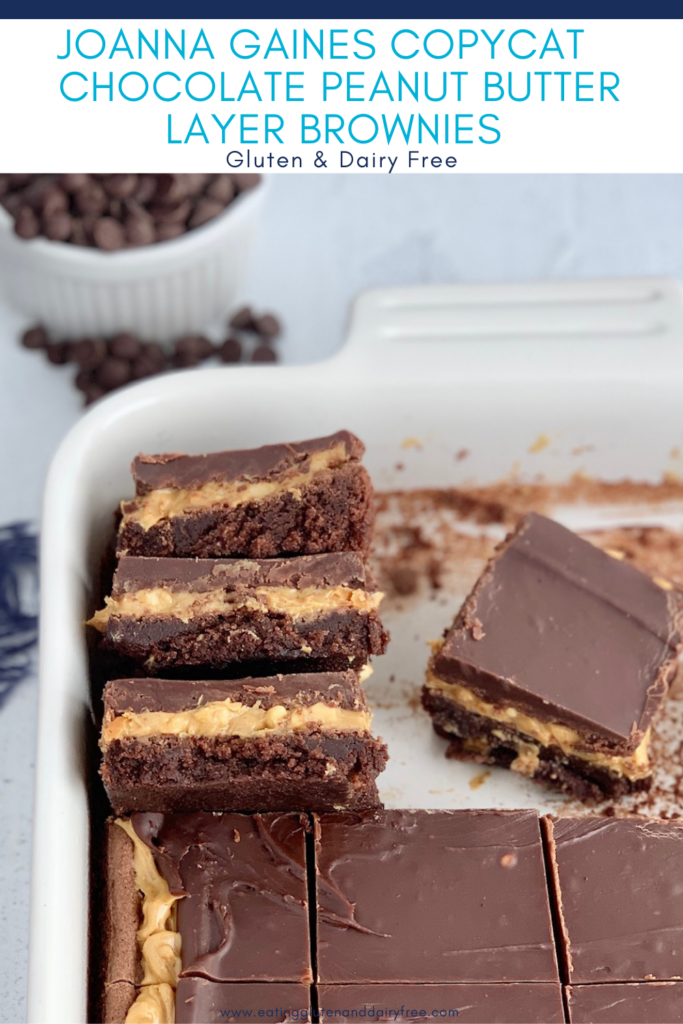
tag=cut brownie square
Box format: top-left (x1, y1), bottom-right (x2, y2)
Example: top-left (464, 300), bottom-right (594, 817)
top-left (100, 671), bottom-right (388, 814)
top-left (88, 552), bottom-right (388, 673)
top-left (567, 983), bottom-right (683, 1023)
top-left (175, 980), bottom-right (312, 1023)
top-left (117, 430), bottom-right (375, 559)
top-left (544, 815), bottom-right (683, 984)
top-left (312, 808), bottom-right (558, 984)
top-left (102, 812), bottom-right (312, 1023)
top-left (318, 984), bottom-right (565, 1023)
top-left (423, 512), bottom-right (683, 803)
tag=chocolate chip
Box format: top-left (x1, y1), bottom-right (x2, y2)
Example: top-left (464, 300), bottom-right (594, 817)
top-left (44, 211), bottom-right (73, 242)
top-left (14, 206), bottom-right (40, 239)
top-left (182, 174), bottom-right (211, 196)
top-left (254, 313), bottom-right (281, 339)
top-left (231, 174), bottom-right (260, 192)
top-left (141, 342), bottom-right (167, 369)
top-left (46, 342), bottom-right (70, 365)
top-left (131, 355), bottom-right (162, 380)
top-left (96, 356), bottom-right (133, 390)
top-left (74, 369), bottom-right (95, 392)
top-left (39, 184), bottom-right (69, 217)
top-left (125, 207), bottom-right (156, 247)
top-left (205, 176), bottom-right (236, 205)
top-left (101, 174), bottom-right (139, 200)
top-left (149, 198), bottom-right (192, 225)
top-left (251, 344), bottom-right (278, 363)
top-left (218, 337), bottom-right (242, 363)
top-left (74, 182), bottom-right (108, 217)
top-left (156, 223), bottom-right (185, 242)
top-left (108, 333), bottom-right (142, 361)
top-left (188, 197), bottom-right (224, 229)
top-left (84, 383), bottom-right (107, 405)
top-left (61, 173), bottom-right (91, 194)
top-left (69, 337), bottom-right (107, 370)
top-left (132, 174), bottom-right (157, 204)
top-left (229, 306), bottom-right (255, 331)
top-left (21, 326), bottom-right (49, 350)
top-left (69, 218), bottom-right (89, 246)
top-left (173, 334), bottom-right (214, 367)
top-left (92, 217), bottom-right (126, 251)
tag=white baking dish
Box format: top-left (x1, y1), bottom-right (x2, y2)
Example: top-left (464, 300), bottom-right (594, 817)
top-left (28, 276), bottom-right (683, 1023)
top-left (0, 181), bottom-right (266, 343)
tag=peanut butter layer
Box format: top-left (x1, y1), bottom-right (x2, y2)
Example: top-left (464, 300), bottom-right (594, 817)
top-left (103, 698), bottom-right (372, 746)
top-left (89, 584), bottom-right (383, 632)
top-left (123, 442), bottom-right (352, 532)
top-left (115, 819), bottom-right (181, 1024)
top-left (425, 669), bottom-right (652, 781)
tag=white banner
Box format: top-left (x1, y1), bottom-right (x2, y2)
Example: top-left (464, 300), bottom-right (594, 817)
top-left (0, 19), bottom-right (680, 172)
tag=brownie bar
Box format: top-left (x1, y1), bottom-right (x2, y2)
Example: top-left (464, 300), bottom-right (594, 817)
top-left (88, 552), bottom-right (388, 672)
top-left (567, 983), bottom-right (683, 1023)
top-left (544, 815), bottom-right (683, 984)
top-left (103, 812), bottom-right (312, 1023)
top-left (176, 980), bottom-right (312, 1023)
top-left (313, 808), bottom-right (558, 984)
top-left (423, 512), bottom-right (683, 803)
top-left (318, 984), bottom-right (565, 1023)
top-left (100, 672), bottom-right (388, 814)
top-left (117, 431), bottom-right (375, 559)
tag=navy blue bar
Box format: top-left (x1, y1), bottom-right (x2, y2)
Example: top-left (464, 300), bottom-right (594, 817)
top-left (5, 0), bottom-right (678, 16)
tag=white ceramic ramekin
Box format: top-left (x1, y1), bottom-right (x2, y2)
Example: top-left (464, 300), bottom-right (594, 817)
top-left (0, 180), bottom-right (267, 342)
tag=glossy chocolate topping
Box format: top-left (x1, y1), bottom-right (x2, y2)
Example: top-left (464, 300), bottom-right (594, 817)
top-left (112, 552), bottom-right (373, 595)
top-left (175, 980), bottom-right (312, 1023)
top-left (434, 512), bottom-right (683, 745)
top-left (129, 811), bottom-right (312, 983)
top-left (318, 983), bottom-right (565, 1023)
top-left (132, 431), bottom-right (363, 495)
top-left (314, 808), bottom-right (558, 984)
top-left (104, 672), bottom-right (366, 715)
top-left (546, 816), bottom-right (683, 984)
top-left (567, 983), bottom-right (683, 1023)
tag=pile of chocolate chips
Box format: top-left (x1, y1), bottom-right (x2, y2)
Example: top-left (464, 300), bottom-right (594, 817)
top-left (0, 173), bottom-right (260, 249)
top-left (20, 306), bottom-right (280, 405)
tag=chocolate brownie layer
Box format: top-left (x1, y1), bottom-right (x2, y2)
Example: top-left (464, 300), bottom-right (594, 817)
top-left (118, 431), bottom-right (375, 559)
top-left (89, 553), bottom-right (388, 671)
top-left (101, 673), bottom-right (388, 814)
top-left (423, 687), bottom-right (651, 803)
top-left (424, 512), bottom-right (683, 802)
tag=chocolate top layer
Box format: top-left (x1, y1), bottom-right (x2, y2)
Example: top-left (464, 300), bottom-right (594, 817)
top-left (547, 816), bottom-right (683, 983)
top-left (434, 512), bottom-right (683, 746)
top-left (175, 980), bottom-right (311, 1024)
top-left (314, 808), bottom-right (558, 984)
top-left (112, 552), bottom-right (372, 596)
top-left (567, 983), bottom-right (683, 1024)
top-left (104, 671), bottom-right (366, 715)
top-left (129, 811), bottom-right (311, 983)
top-left (132, 430), bottom-right (363, 495)
top-left (318, 984), bottom-right (565, 1023)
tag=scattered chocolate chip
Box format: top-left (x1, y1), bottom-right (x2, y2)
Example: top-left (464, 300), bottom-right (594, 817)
top-left (254, 313), bottom-right (281, 339)
top-left (61, 173), bottom-right (90, 194)
top-left (229, 306), bottom-right (255, 331)
top-left (125, 207), bottom-right (156, 247)
top-left (252, 344), bottom-right (278, 363)
top-left (108, 332), bottom-right (142, 361)
top-left (69, 337), bottom-right (107, 370)
top-left (389, 566), bottom-right (419, 596)
top-left (39, 184), bottom-right (69, 217)
top-left (101, 174), bottom-right (139, 200)
top-left (173, 334), bottom-right (214, 367)
top-left (218, 337), bottom-right (242, 363)
top-left (21, 326), bottom-right (49, 350)
top-left (46, 341), bottom-right (70, 365)
top-left (188, 197), bottom-right (224, 230)
top-left (92, 217), bottom-right (126, 251)
top-left (133, 174), bottom-right (157, 205)
top-left (96, 356), bottom-right (133, 390)
top-left (149, 198), bottom-right (192, 225)
top-left (74, 181), bottom-right (108, 217)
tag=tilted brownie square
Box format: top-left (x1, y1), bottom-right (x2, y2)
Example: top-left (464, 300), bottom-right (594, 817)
top-left (545, 815), bottom-right (683, 984)
top-left (117, 431), bottom-right (375, 559)
top-left (101, 812), bottom-right (312, 1023)
top-left (100, 671), bottom-right (388, 815)
top-left (423, 512), bottom-right (683, 803)
top-left (312, 808), bottom-right (558, 984)
top-left (88, 552), bottom-right (388, 673)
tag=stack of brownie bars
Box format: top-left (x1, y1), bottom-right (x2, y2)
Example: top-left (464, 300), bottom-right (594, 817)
top-left (89, 436), bottom-right (683, 1024)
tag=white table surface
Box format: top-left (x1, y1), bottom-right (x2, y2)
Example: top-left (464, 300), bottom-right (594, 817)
top-left (2, 172), bottom-right (683, 1023)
